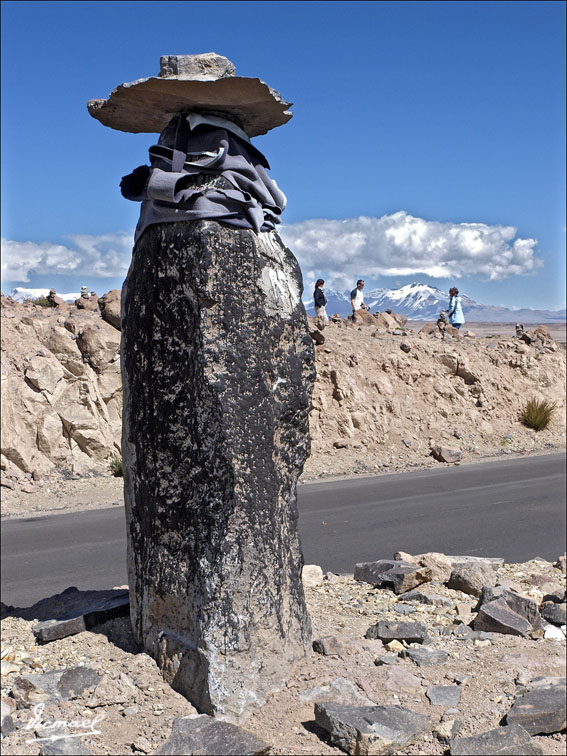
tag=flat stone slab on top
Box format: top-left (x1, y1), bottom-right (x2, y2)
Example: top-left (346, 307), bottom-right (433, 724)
top-left (87, 53), bottom-right (292, 137)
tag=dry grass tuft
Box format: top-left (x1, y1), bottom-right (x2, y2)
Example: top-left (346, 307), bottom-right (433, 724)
top-left (519, 397), bottom-right (556, 431)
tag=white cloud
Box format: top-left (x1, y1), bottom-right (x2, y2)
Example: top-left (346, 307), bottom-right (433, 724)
top-left (1, 232), bottom-right (134, 282)
top-left (2, 213), bottom-right (544, 293)
top-left (280, 212), bottom-right (543, 290)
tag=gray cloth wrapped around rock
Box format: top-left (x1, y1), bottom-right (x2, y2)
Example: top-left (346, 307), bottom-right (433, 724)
top-left (121, 113), bottom-right (287, 242)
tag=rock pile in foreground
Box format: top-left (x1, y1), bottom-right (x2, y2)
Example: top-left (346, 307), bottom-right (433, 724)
top-left (1, 552), bottom-right (565, 755)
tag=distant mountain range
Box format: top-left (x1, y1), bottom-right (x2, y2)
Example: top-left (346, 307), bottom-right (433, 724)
top-left (303, 283), bottom-right (566, 323)
top-left (6, 284), bottom-right (565, 323)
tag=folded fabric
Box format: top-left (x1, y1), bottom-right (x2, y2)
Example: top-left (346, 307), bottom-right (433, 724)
top-left (120, 112), bottom-right (287, 241)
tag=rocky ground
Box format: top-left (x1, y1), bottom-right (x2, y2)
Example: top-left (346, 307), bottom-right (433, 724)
top-left (1, 554), bottom-right (565, 755)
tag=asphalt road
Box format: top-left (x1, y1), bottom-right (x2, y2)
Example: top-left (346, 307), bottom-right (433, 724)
top-left (1, 453), bottom-right (565, 607)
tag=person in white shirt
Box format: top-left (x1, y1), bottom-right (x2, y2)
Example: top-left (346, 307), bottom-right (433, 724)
top-left (350, 279), bottom-right (370, 316)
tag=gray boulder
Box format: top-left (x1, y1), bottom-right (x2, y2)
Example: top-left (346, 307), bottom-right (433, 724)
top-left (365, 620), bottom-right (430, 644)
top-left (473, 587), bottom-right (543, 636)
top-left (314, 701), bottom-right (429, 755)
top-left (474, 598), bottom-right (534, 637)
top-left (10, 667), bottom-right (100, 707)
top-left (447, 562), bottom-right (496, 597)
top-left (450, 724), bottom-right (543, 755)
top-left (505, 681), bottom-right (566, 735)
top-left (154, 715), bottom-right (269, 755)
top-left (426, 685), bottom-right (461, 706)
top-left (354, 560), bottom-right (414, 584)
top-left (475, 587), bottom-right (541, 627)
top-left (403, 647), bottom-right (449, 667)
top-left (446, 556), bottom-right (504, 572)
top-left (39, 739), bottom-right (92, 755)
top-left (541, 602), bottom-right (566, 626)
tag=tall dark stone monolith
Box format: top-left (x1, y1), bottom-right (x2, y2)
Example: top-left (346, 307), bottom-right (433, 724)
top-left (121, 219), bottom-right (315, 720)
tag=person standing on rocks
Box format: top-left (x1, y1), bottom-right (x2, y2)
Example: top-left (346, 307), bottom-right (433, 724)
top-left (351, 279), bottom-right (370, 318)
top-left (314, 279), bottom-right (328, 324)
top-left (447, 287), bottom-right (465, 329)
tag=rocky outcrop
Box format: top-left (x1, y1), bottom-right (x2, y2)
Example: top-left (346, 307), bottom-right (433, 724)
top-left (1, 299), bottom-right (121, 480)
top-left (1, 294), bottom-right (565, 487)
top-left (121, 221), bottom-right (315, 721)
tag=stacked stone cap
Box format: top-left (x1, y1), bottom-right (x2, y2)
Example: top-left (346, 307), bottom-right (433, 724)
top-left (87, 53), bottom-right (293, 137)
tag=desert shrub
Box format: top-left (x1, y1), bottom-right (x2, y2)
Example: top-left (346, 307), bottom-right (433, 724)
top-left (32, 295), bottom-right (51, 307)
top-left (519, 398), bottom-right (556, 431)
top-left (109, 456), bottom-right (123, 477)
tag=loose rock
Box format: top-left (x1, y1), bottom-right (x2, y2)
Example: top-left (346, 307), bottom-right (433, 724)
top-left (314, 701), bottom-right (429, 756)
top-left (450, 724), bottom-right (544, 755)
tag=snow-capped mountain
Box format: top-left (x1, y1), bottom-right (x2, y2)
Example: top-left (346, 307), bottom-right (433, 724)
top-left (303, 283), bottom-right (566, 323)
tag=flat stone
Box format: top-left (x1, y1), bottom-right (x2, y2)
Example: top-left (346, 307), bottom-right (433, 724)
top-left (474, 598), bottom-right (534, 636)
top-left (299, 677), bottom-right (375, 707)
top-left (402, 590), bottom-right (453, 607)
top-left (56, 667), bottom-right (101, 700)
top-left (446, 555), bottom-right (504, 572)
top-left (154, 715), bottom-right (269, 755)
top-left (384, 666), bottom-right (423, 694)
top-left (312, 636), bottom-right (345, 656)
top-left (87, 54), bottom-right (292, 137)
top-left (452, 624), bottom-right (496, 641)
top-left (426, 685), bottom-right (461, 706)
top-left (39, 739), bottom-right (92, 755)
top-left (159, 53), bottom-right (235, 80)
top-left (450, 724), bottom-right (544, 755)
top-left (365, 620), bottom-right (430, 644)
top-left (354, 560), bottom-right (415, 585)
top-left (11, 667), bottom-right (100, 707)
top-left (27, 588), bottom-right (130, 643)
top-left (447, 562), bottom-right (496, 597)
top-left (541, 602), bottom-right (566, 626)
top-left (506, 682), bottom-right (566, 735)
top-left (314, 701), bottom-right (429, 755)
top-left (374, 565), bottom-right (433, 595)
top-left (374, 653), bottom-right (399, 666)
top-left (403, 647), bottom-right (449, 667)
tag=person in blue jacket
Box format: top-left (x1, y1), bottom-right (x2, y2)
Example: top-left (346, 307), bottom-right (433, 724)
top-left (447, 287), bottom-right (465, 328)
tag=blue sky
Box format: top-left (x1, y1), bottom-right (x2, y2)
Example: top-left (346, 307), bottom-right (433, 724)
top-left (1, 0), bottom-right (565, 310)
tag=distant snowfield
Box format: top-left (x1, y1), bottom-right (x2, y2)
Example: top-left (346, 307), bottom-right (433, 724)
top-left (7, 287), bottom-right (80, 303)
